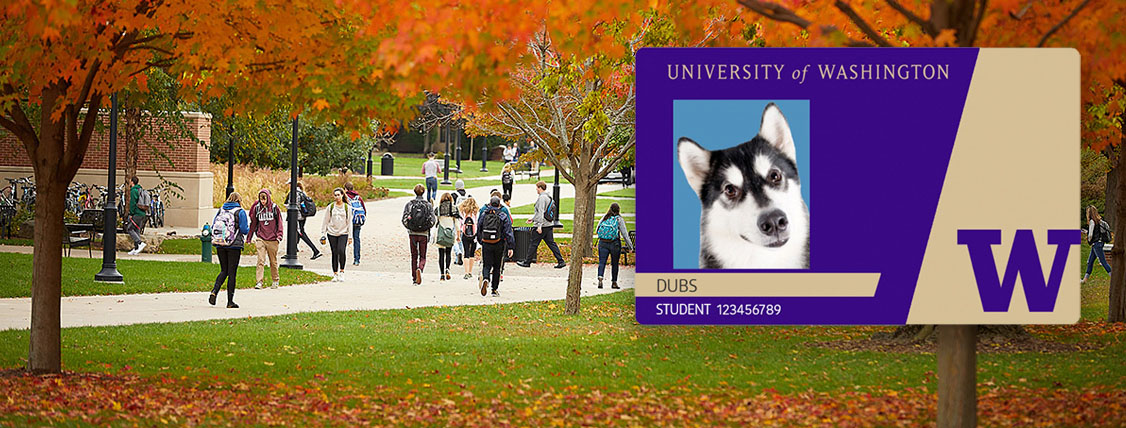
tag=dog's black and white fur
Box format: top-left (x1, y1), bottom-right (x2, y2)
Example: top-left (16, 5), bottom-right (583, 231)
top-left (678, 103), bottom-right (809, 269)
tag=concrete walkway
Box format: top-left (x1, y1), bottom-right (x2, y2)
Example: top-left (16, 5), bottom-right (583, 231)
top-left (0, 181), bottom-right (636, 331)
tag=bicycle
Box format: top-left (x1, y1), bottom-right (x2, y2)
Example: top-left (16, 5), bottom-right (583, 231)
top-left (147, 186), bottom-right (166, 228)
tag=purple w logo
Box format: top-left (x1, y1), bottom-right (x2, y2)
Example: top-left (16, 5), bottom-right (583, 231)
top-left (957, 230), bottom-right (1080, 312)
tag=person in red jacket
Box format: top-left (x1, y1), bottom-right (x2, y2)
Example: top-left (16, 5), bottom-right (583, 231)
top-left (248, 188), bottom-right (283, 289)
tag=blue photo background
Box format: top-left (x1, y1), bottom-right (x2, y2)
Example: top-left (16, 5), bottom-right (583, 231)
top-left (672, 99), bottom-right (811, 269)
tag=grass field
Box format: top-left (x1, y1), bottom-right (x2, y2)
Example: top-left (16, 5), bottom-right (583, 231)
top-left (0, 252), bottom-right (328, 298)
top-left (510, 197), bottom-right (635, 215)
top-left (382, 154), bottom-right (527, 179)
top-left (597, 188), bottom-right (636, 198)
top-left (367, 177), bottom-right (536, 192)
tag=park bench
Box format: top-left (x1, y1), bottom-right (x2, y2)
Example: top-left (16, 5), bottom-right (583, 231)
top-left (63, 223), bottom-right (94, 257)
top-left (511, 160), bottom-right (541, 180)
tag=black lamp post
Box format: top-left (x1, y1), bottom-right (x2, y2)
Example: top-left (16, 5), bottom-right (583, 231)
top-left (455, 127), bottom-right (462, 174)
top-left (281, 116), bottom-right (303, 269)
top-left (552, 165), bottom-right (562, 229)
top-left (480, 145), bottom-right (488, 172)
top-left (226, 124), bottom-right (235, 199)
top-left (95, 93), bottom-right (124, 283)
top-left (441, 123), bottom-right (452, 185)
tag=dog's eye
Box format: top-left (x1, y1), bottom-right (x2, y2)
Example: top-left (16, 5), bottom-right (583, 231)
top-left (768, 169), bottom-right (783, 185)
top-left (723, 184), bottom-right (740, 199)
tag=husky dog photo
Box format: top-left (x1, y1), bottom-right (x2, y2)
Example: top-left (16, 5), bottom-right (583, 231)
top-left (675, 101), bottom-right (809, 269)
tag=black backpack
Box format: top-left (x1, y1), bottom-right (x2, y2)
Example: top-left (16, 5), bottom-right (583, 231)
top-left (543, 196), bottom-right (556, 222)
top-left (1097, 220), bottom-right (1113, 244)
top-left (501, 170), bottom-right (513, 184)
top-left (299, 192), bottom-right (317, 217)
top-left (404, 200), bottom-right (434, 232)
top-left (480, 207), bottom-right (505, 244)
top-left (462, 216), bottom-right (475, 238)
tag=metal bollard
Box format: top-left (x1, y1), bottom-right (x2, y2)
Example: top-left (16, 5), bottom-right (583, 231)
top-left (201, 223), bottom-right (212, 263)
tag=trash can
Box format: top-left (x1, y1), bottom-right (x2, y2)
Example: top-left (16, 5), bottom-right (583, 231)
top-left (511, 226), bottom-right (533, 263)
top-left (381, 153), bottom-right (394, 176)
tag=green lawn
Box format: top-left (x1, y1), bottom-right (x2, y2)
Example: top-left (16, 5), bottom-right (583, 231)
top-left (541, 218), bottom-right (633, 235)
top-left (597, 187), bottom-right (635, 198)
top-left (510, 197), bottom-right (636, 215)
top-left (0, 252), bottom-right (328, 298)
top-left (381, 154), bottom-right (523, 179)
top-left (367, 177), bottom-right (537, 192)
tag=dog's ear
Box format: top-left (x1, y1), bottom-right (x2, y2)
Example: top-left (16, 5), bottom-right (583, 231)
top-left (678, 137), bottom-right (710, 197)
top-left (759, 103), bottom-right (796, 160)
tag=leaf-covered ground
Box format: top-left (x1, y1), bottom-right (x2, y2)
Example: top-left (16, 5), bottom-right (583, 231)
top-left (2, 286), bottom-right (1126, 426)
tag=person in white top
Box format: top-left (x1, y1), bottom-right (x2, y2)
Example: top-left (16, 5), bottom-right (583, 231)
top-left (321, 187), bottom-right (353, 282)
top-left (502, 144), bottom-right (517, 164)
top-left (421, 152), bottom-right (442, 203)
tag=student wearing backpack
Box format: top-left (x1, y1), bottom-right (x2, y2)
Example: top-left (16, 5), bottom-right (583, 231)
top-left (343, 182), bottom-right (367, 266)
top-left (459, 196), bottom-right (479, 280)
top-left (1084, 205), bottom-right (1113, 283)
top-left (321, 188), bottom-right (353, 282)
top-left (501, 163), bottom-right (514, 200)
top-left (248, 189), bottom-right (283, 289)
top-left (286, 181), bottom-right (322, 260)
top-left (125, 176), bottom-right (149, 255)
top-left (434, 192), bottom-right (460, 281)
top-left (517, 181), bottom-right (566, 269)
top-left (595, 202), bottom-right (634, 289)
top-left (403, 184), bottom-right (437, 285)
top-left (477, 195), bottom-right (515, 297)
top-left (210, 192), bottom-right (250, 308)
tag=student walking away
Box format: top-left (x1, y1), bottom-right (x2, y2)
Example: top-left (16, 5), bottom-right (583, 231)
top-left (210, 192), bottom-right (250, 308)
top-left (1083, 205), bottom-right (1113, 283)
top-left (501, 163), bottom-right (514, 200)
top-left (287, 181), bottom-right (323, 260)
top-left (422, 152), bottom-right (442, 203)
top-left (125, 176), bottom-right (151, 255)
top-left (478, 196), bottom-right (515, 297)
top-left (248, 189), bottom-right (283, 289)
top-left (344, 182), bottom-right (367, 266)
top-left (460, 196), bottom-right (479, 280)
top-left (481, 190), bottom-right (511, 276)
top-left (403, 184), bottom-right (436, 285)
top-left (321, 188), bottom-right (353, 282)
top-left (435, 192), bottom-right (460, 281)
top-left (453, 179), bottom-right (469, 206)
top-left (595, 202), bottom-right (634, 289)
top-left (518, 181), bottom-right (566, 269)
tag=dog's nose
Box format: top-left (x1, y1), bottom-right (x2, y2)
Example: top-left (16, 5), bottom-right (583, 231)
top-left (757, 209), bottom-right (789, 237)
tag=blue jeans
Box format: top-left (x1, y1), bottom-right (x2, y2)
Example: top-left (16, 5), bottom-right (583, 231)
top-left (425, 177), bottom-right (438, 202)
top-left (352, 224), bottom-right (362, 264)
top-left (1086, 241), bottom-right (1112, 275)
top-left (597, 238), bottom-right (621, 281)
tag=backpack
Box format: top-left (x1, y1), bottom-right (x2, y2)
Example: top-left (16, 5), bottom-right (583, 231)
top-left (543, 196), bottom-right (556, 222)
top-left (480, 207), bottom-right (505, 244)
top-left (211, 207), bottom-right (242, 247)
top-left (137, 188), bottom-right (152, 212)
top-left (299, 192), bottom-right (317, 217)
top-left (1097, 220), bottom-right (1113, 244)
top-left (403, 199), bottom-right (434, 232)
top-left (462, 216), bottom-right (475, 238)
top-left (597, 215), bottom-right (621, 240)
top-left (501, 170), bottom-right (513, 184)
top-left (438, 199), bottom-right (456, 217)
top-left (348, 195), bottom-right (366, 226)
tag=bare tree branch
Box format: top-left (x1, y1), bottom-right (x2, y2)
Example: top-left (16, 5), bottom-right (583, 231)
top-left (1038, 0), bottom-right (1093, 47)
top-left (886, 0), bottom-right (938, 36)
top-left (738, 0), bottom-right (813, 28)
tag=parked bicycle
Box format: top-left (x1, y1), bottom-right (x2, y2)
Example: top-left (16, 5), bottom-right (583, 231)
top-left (147, 185), bottom-right (166, 228)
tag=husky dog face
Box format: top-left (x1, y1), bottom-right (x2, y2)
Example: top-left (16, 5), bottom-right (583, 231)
top-left (678, 103), bottom-right (809, 269)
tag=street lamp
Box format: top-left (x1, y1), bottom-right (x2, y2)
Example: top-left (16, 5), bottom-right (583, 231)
top-left (455, 127), bottom-right (462, 174)
top-left (441, 123), bottom-right (452, 185)
top-left (281, 116), bottom-right (303, 270)
top-left (95, 93), bottom-right (124, 283)
top-left (226, 123), bottom-right (235, 199)
top-left (552, 165), bottom-right (562, 229)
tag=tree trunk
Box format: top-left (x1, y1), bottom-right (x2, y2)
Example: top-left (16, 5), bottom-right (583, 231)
top-left (468, 136), bottom-right (474, 162)
top-left (122, 106), bottom-right (141, 188)
top-left (584, 190), bottom-right (597, 257)
top-left (937, 325), bottom-right (977, 428)
top-left (1110, 109), bottom-right (1126, 322)
top-left (28, 123), bottom-right (69, 374)
top-left (1106, 162), bottom-right (1118, 228)
top-left (565, 179), bottom-right (596, 315)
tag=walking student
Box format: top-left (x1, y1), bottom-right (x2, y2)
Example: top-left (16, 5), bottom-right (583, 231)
top-left (477, 195), bottom-right (514, 297)
top-left (288, 181), bottom-right (322, 260)
top-left (321, 187), bottom-right (353, 282)
top-left (344, 182), bottom-right (367, 266)
top-left (125, 176), bottom-right (150, 255)
top-left (248, 189), bottom-right (283, 289)
top-left (1083, 205), bottom-right (1113, 283)
top-left (435, 192), bottom-right (460, 281)
top-left (210, 192), bottom-right (249, 309)
top-left (422, 152), bottom-right (442, 203)
top-left (501, 163), bottom-right (514, 200)
top-left (518, 181), bottom-right (566, 269)
top-left (403, 184), bottom-right (436, 285)
top-left (595, 202), bottom-right (634, 289)
top-left (460, 196), bottom-right (479, 280)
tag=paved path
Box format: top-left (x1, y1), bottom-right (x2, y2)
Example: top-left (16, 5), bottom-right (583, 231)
top-left (0, 181), bottom-right (636, 331)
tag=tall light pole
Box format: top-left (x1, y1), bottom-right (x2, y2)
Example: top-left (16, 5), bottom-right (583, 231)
top-left (281, 116), bottom-right (303, 269)
top-left (441, 123), bottom-right (452, 185)
top-left (95, 93), bottom-right (124, 283)
top-left (480, 144), bottom-right (488, 172)
top-left (226, 123), bottom-right (235, 199)
top-left (552, 165), bottom-right (562, 228)
top-left (455, 125), bottom-right (462, 174)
